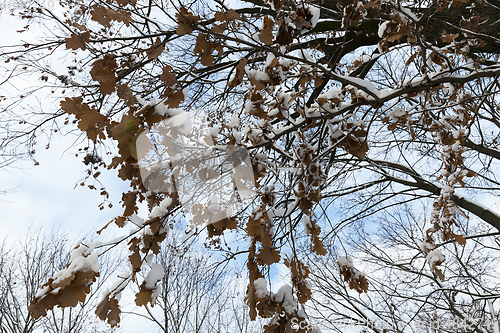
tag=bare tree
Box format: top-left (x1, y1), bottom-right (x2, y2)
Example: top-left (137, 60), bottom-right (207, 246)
top-left (0, 228), bottom-right (117, 333)
top-left (124, 229), bottom-right (264, 333)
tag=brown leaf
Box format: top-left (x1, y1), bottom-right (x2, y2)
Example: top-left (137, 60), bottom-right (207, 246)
top-left (122, 191), bottom-right (138, 216)
top-left (65, 32), bottom-right (90, 51)
top-left (91, 5), bottom-right (112, 27)
top-left (276, 21), bottom-right (293, 46)
top-left (207, 168), bottom-right (219, 180)
top-left (109, 114), bottom-right (141, 141)
top-left (107, 8), bottom-right (133, 26)
top-left (129, 249), bottom-right (142, 270)
top-left (147, 37), bottom-right (165, 60)
top-left (161, 65), bottom-right (177, 86)
top-left (259, 19), bottom-right (274, 45)
top-left (440, 32), bottom-right (459, 43)
top-left (91, 5), bottom-right (132, 27)
top-left (454, 234), bottom-right (467, 246)
top-left (176, 7), bottom-right (199, 35)
top-left (114, 216), bottom-right (127, 228)
top-left (117, 84), bottom-right (138, 107)
top-left (164, 89), bottom-right (185, 108)
top-left (95, 294), bottom-right (121, 327)
top-left (29, 270), bottom-right (99, 320)
top-left (90, 55), bottom-right (117, 95)
top-left (435, 268), bottom-right (446, 281)
top-left (228, 57), bottom-right (248, 88)
top-left (405, 52), bottom-right (418, 66)
top-left (256, 246), bottom-right (281, 265)
top-left (117, 0), bottom-right (137, 5)
top-left (212, 22), bottom-right (228, 34)
top-left (135, 288), bottom-right (153, 306)
top-left (60, 97), bottom-right (107, 141)
top-left (214, 9), bottom-right (240, 21)
top-left (314, 77), bottom-right (323, 88)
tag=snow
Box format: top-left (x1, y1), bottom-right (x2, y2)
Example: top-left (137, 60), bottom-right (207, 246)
top-left (318, 89), bottom-right (342, 101)
top-left (227, 114), bottom-right (239, 128)
top-left (277, 92), bottom-right (292, 109)
top-left (128, 214), bottom-right (144, 226)
top-left (254, 277), bottom-right (269, 298)
top-left (45, 242), bottom-right (100, 291)
top-left (145, 263), bottom-right (164, 289)
top-left (278, 58), bottom-right (292, 67)
top-left (209, 125), bottom-right (219, 137)
top-left (419, 239), bottom-right (436, 253)
top-left (397, 6), bottom-right (418, 21)
top-left (387, 107), bottom-right (407, 119)
top-left (338, 256), bottom-right (353, 268)
top-left (272, 285), bottom-right (296, 314)
top-left (343, 76), bottom-right (380, 96)
top-left (35, 286), bottom-right (50, 298)
top-left (307, 5), bottom-right (320, 28)
top-left (265, 53), bottom-right (275, 66)
top-left (149, 196), bottom-right (173, 218)
top-left (153, 101), bottom-right (185, 117)
top-left (246, 68), bottom-right (270, 82)
top-left (378, 21), bottom-right (390, 38)
top-left (426, 249), bottom-right (445, 268)
top-left (164, 112), bottom-right (192, 135)
top-left (296, 49), bottom-right (314, 62)
top-left (302, 214), bottom-right (313, 234)
top-left (268, 108), bottom-right (279, 116)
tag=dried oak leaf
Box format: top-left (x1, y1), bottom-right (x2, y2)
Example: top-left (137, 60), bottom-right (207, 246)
top-left (164, 89), bottom-right (185, 108)
top-left (214, 9), bottom-right (240, 21)
top-left (108, 114), bottom-right (141, 160)
top-left (29, 270), bottom-right (99, 319)
top-left (228, 57), bottom-right (248, 88)
top-left (129, 248), bottom-right (142, 271)
top-left (259, 16), bottom-right (274, 45)
top-left (117, 84), bottom-right (138, 107)
top-left (256, 246), bottom-right (281, 265)
top-left (122, 191), bottom-right (138, 216)
top-left (194, 33), bottom-right (217, 66)
top-left (135, 281), bottom-right (156, 306)
top-left (161, 65), bottom-right (177, 86)
top-left (147, 37), bottom-right (165, 60)
top-left (65, 31), bottom-right (90, 51)
top-left (91, 5), bottom-right (132, 27)
top-left (207, 216), bottom-right (238, 237)
top-left (117, 0), bottom-right (137, 5)
top-left (440, 32), bottom-right (459, 43)
top-left (454, 233), bottom-right (467, 246)
top-left (60, 97), bottom-right (107, 141)
top-left (90, 55), bottom-right (117, 95)
top-left (95, 294), bottom-right (121, 327)
top-left (176, 7), bottom-right (199, 36)
top-left (338, 260), bottom-right (369, 293)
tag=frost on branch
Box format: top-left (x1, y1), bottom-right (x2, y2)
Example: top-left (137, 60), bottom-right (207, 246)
top-left (29, 242), bottom-right (100, 319)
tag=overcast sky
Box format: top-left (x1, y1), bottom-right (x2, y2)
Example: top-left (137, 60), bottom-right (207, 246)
top-left (0, 7), bottom-right (170, 332)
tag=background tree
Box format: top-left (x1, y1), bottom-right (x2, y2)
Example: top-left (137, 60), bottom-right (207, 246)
top-left (0, 228), bottom-right (118, 333)
top-left (126, 229), bottom-right (265, 333)
top-left (1, 0), bottom-right (500, 331)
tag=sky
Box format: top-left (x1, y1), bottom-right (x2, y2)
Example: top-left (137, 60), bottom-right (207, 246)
top-left (0, 4), bottom-right (279, 332)
top-left (0, 7), bottom-right (172, 332)
top-left (3, 2), bottom-right (500, 333)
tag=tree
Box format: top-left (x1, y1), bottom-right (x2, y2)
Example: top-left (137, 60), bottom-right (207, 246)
top-left (1, 0), bottom-right (500, 331)
top-left (0, 228), bottom-right (117, 333)
top-left (127, 228), bottom-right (265, 333)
